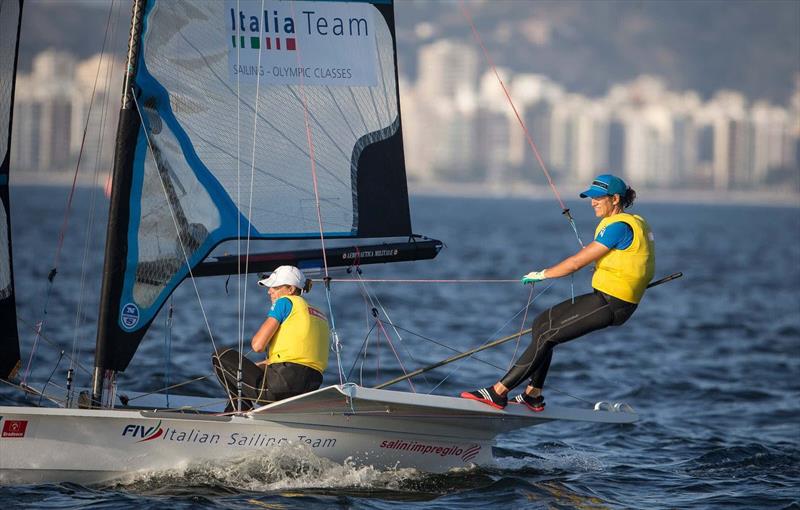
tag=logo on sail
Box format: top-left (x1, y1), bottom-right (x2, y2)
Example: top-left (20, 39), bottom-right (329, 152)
top-left (226, 0), bottom-right (379, 86)
top-left (1, 419), bottom-right (28, 438)
top-left (120, 303), bottom-right (140, 330)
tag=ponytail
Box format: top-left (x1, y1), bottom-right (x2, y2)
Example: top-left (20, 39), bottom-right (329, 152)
top-left (621, 187), bottom-right (636, 209)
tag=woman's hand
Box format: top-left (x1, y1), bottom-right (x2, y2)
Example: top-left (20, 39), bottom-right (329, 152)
top-left (521, 270), bottom-right (547, 285)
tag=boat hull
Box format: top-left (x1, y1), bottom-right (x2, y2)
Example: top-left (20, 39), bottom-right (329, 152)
top-left (0, 407), bottom-right (491, 484)
top-left (0, 385), bottom-right (636, 484)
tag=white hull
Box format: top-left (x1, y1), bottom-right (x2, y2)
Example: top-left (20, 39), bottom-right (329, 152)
top-left (0, 385), bottom-right (636, 484)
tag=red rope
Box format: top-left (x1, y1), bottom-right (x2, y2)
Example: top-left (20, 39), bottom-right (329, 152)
top-left (458, 1), bottom-right (567, 212)
top-left (290, 2), bottom-right (330, 278)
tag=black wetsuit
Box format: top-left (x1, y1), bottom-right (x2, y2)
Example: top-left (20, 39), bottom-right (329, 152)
top-left (499, 290), bottom-right (637, 390)
top-left (212, 348), bottom-right (322, 411)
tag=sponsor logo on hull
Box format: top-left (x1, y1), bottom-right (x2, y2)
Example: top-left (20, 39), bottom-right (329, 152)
top-left (2, 419), bottom-right (28, 438)
top-left (121, 423), bottom-right (336, 450)
top-left (379, 439), bottom-right (482, 463)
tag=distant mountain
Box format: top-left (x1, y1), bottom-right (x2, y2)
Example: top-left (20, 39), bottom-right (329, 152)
top-left (16, 0), bottom-right (799, 104)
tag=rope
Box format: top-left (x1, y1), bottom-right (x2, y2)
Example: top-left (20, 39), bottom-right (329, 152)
top-left (289, 1), bottom-right (345, 385)
top-left (458, 1), bottom-right (584, 249)
top-left (235, 0), bottom-right (268, 414)
top-left (312, 278), bottom-right (520, 284)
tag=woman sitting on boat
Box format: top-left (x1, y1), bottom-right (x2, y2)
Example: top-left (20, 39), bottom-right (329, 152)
top-left (461, 174), bottom-right (655, 411)
top-left (212, 265), bottom-right (329, 411)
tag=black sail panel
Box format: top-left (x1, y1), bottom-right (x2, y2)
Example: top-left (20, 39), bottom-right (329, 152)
top-left (0, 0), bottom-right (23, 381)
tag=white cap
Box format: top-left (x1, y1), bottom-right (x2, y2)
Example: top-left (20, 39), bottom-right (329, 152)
top-left (257, 265), bottom-right (306, 290)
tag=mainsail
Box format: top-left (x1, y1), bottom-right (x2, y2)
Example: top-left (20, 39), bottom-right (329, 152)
top-left (95, 0), bottom-right (415, 378)
top-left (0, 0), bottom-right (23, 381)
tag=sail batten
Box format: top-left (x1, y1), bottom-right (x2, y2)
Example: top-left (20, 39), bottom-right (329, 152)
top-left (95, 0), bottom-right (413, 373)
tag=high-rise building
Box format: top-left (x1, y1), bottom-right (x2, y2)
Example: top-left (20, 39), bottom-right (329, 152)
top-left (417, 39), bottom-right (480, 102)
top-left (11, 50), bottom-right (76, 173)
top-left (751, 101), bottom-right (793, 184)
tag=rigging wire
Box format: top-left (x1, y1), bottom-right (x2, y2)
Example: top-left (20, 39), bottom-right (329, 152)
top-left (69, 0), bottom-right (123, 403)
top-left (21, 0), bottom-right (119, 386)
top-left (37, 350), bottom-right (65, 407)
top-left (508, 284), bottom-right (535, 371)
top-left (370, 321), bottom-right (506, 372)
top-left (16, 316), bottom-right (92, 377)
top-left (236, 0), bottom-right (268, 414)
top-left (313, 278), bottom-right (521, 284)
top-left (428, 282), bottom-right (555, 394)
top-left (353, 271), bottom-right (430, 388)
top-left (235, 0), bottom-right (244, 413)
top-left (346, 320), bottom-right (378, 384)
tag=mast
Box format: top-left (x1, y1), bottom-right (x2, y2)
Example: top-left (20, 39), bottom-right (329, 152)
top-left (91, 0), bottom-right (147, 406)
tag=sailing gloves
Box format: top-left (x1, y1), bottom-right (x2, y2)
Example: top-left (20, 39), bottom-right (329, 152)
top-left (521, 270), bottom-right (547, 285)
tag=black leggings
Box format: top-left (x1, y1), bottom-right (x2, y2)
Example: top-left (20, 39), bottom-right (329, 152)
top-left (212, 349), bottom-right (322, 410)
top-left (499, 291), bottom-right (637, 391)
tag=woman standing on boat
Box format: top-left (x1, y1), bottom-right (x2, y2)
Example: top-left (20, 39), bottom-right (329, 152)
top-left (462, 174), bottom-right (655, 411)
top-left (213, 265), bottom-right (329, 410)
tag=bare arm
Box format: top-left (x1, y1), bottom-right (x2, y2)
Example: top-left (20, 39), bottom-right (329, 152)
top-left (251, 317), bottom-right (280, 353)
top-left (544, 241), bottom-right (610, 278)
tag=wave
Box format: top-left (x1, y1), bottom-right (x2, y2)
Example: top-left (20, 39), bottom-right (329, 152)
top-left (109, 443), bottom-right (427, 495)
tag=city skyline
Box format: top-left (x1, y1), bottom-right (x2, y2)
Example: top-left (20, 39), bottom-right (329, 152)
top-left (11, 45), bottom-right (798, 198)
top-left (400, 38), bottom-right (798, 193)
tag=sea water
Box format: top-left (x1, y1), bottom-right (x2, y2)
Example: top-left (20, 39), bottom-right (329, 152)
top-left (2, 186), bottom-right (798, 509)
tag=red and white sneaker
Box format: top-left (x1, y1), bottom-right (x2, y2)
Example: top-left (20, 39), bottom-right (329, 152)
top-left (460, 387), bottom-right (508, 409)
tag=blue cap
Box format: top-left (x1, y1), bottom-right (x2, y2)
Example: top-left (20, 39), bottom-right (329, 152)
top-left (580, 174), bottom-right (628, 198)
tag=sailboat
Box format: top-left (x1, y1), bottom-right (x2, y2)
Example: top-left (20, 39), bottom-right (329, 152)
top-left (0, 0), bottom-right (636, 484)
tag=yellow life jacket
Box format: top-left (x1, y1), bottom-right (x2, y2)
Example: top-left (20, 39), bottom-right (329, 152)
top-left (591, 213), bottom-right (655, 304)
top-left (268, 295), bottom-right (329, 374)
